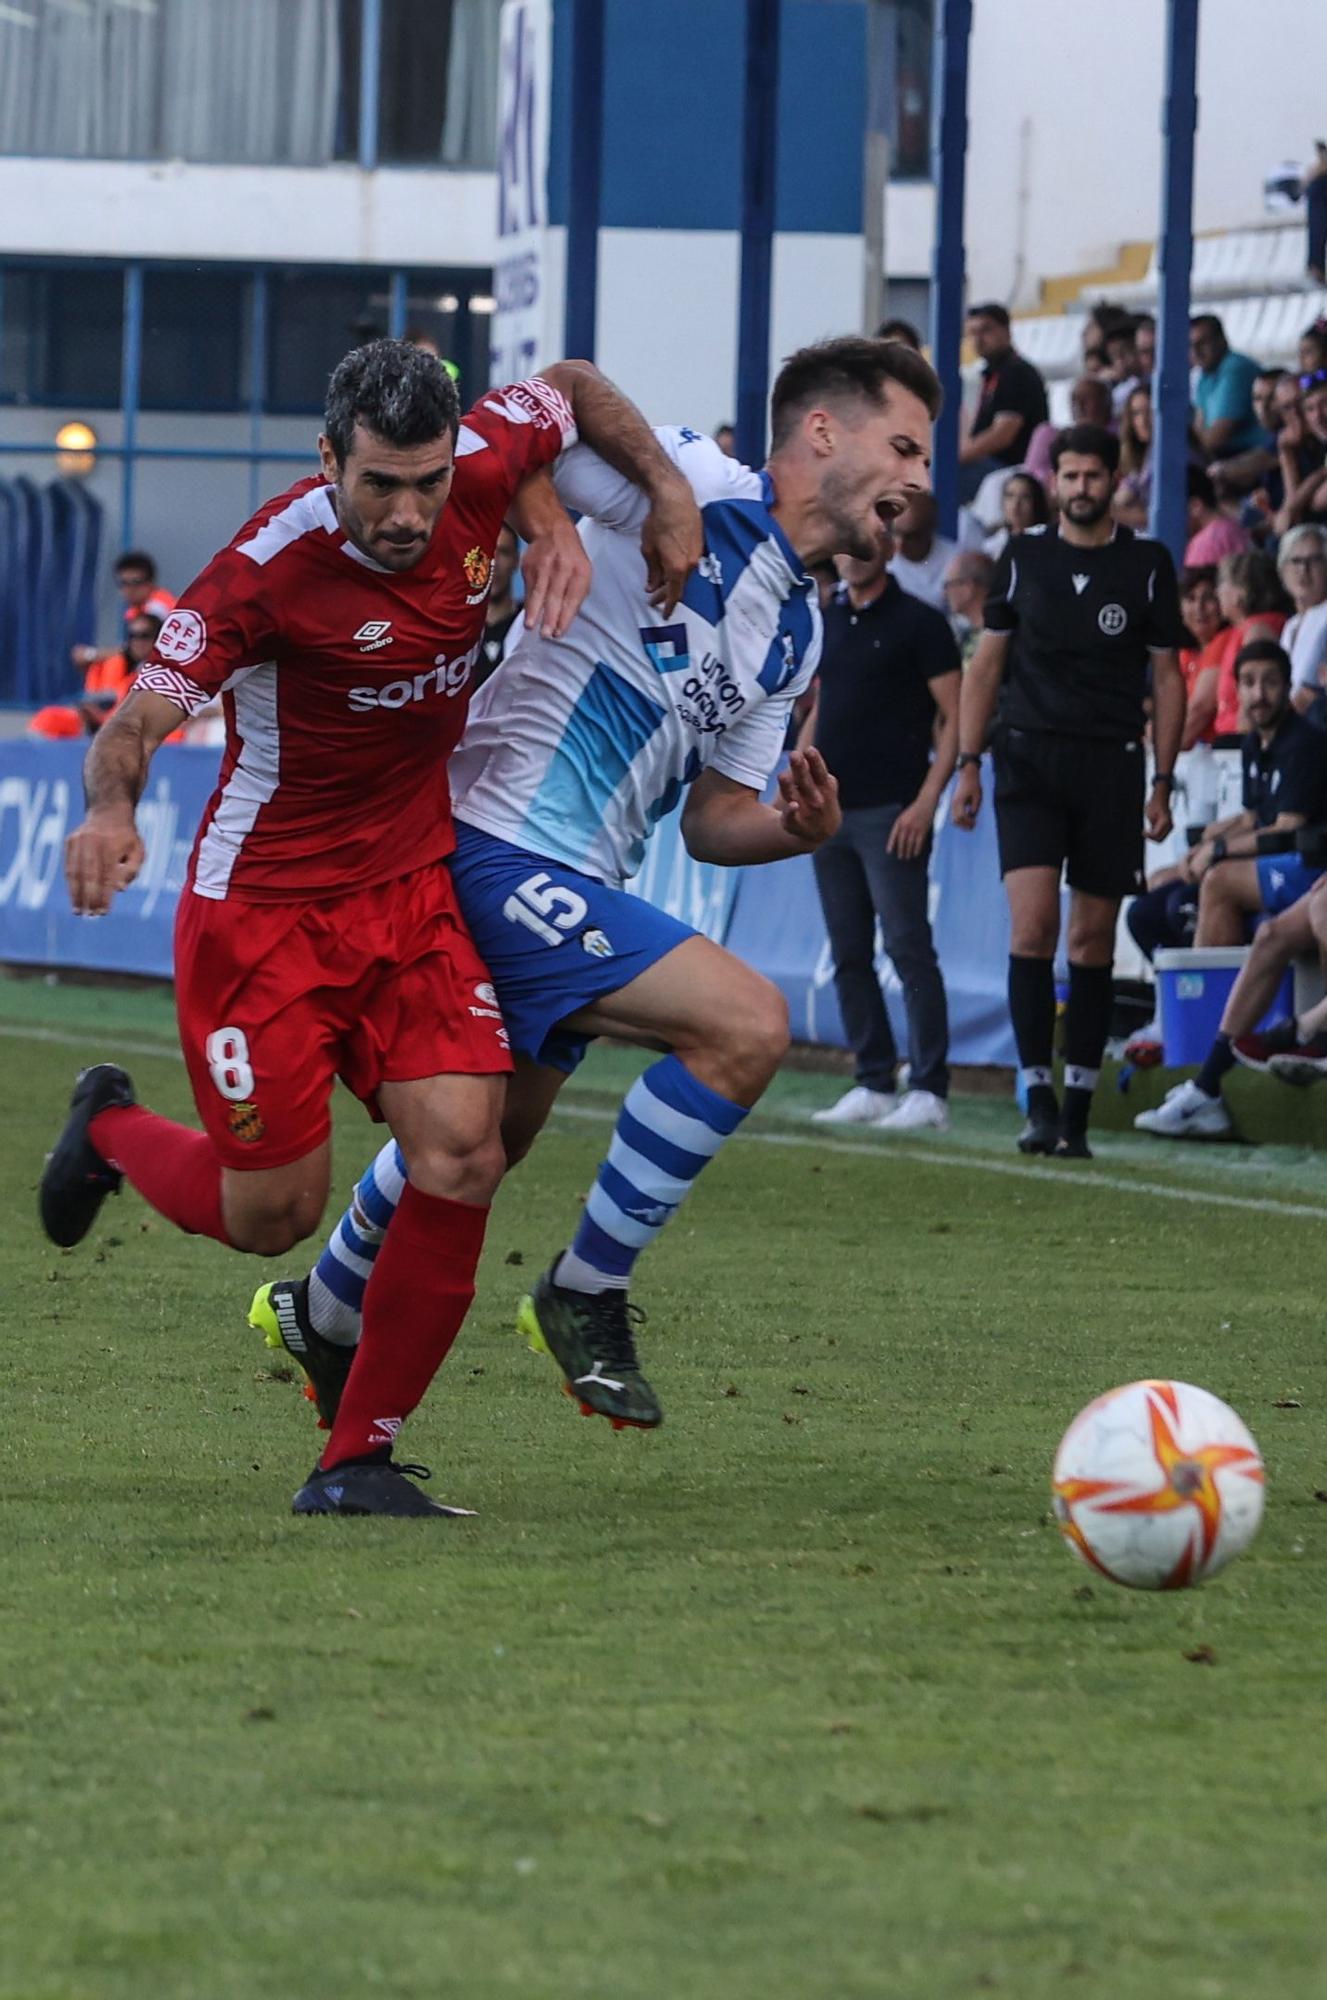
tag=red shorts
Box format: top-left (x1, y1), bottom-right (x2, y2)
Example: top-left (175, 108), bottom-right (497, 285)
top-left (174, 862), bottom-right (511, 1169)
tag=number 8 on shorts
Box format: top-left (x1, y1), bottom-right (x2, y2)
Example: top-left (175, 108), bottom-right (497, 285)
top-left (206, 1026), bottom-right (256, 1101)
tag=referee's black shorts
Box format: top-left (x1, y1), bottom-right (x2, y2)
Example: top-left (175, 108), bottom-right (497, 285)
top-left (992, 727), bottom-right (1145, 899)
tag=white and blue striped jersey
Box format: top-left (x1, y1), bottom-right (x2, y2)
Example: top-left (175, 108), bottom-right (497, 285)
top-left (449, 427), bottom-right (821, 885)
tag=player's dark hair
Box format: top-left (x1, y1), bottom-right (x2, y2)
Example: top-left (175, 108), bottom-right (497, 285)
top-left (1050, 424), bottom-right (1120, 475)
top-left (769, 335), bottom-right (942, 448)
top-left (967, 301), bottom-right (1011, 330)
top-left (115, 549), bottom-right (156, 580)
top-left (324, 338), bottom-right (460, 465)
top-left (876, 316), bottom-right (922, 350)
top-left (1235, 637), bottom-right (1291, 684)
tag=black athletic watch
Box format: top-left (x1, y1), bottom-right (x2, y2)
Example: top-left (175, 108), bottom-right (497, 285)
top-left (1152, 770), bottom-right (1175, 790)
top-left (955, 751), bottom-right (981, 770)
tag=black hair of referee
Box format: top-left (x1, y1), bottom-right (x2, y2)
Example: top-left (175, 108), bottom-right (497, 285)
top-left (950, 420), bottom-right (1186, 1157)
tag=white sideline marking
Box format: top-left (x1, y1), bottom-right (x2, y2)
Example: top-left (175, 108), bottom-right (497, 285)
top-left (7, 1019), bottom-right (1326, 1224)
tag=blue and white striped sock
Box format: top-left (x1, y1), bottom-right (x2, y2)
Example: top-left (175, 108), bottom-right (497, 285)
top-left (306, 1139), bottom-right (406, 1343)
top-left (555, 1055), bottom-right (748, 1295)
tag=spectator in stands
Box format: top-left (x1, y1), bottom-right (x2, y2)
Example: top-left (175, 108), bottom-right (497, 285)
top-left (32, 612), bottom-right (162, 741)
top-left (958, 303), bottom-right (1048, 501)
top-left (1133, 314), bottom-right (1156, 384)
top-left (942, 549), bottom-right (994, 667)
top-left (1210, 550), bottom-right (1289, 735)
top-left (984, 471), bottom-right (1049, 561)
top-left (1135, 875), bottom-right (1327, 1140)
top-left (1184, 467), bottom-right (1250, 566)
top-left (1299, 320), bottom-right (1327, 377)
top-left (475, 524), bottom-right (520, 688)
top-left (1306, 146), bottom-right (1327, 283)
top-left (1274, 367), bottom-right (1327, 532)
top-left (1277, 524), bottom-right (1327, 716)
top-left (1177, 565), bottom-right (1227, 749)
top-left (1025, 374), bottom-right (1113, 493)
top-left (805, 528), bottom-right (960, 1133)
top-left (891, 492), bottom-right (957, 611)
top-left (1101, 316), bottom-right (1141, 414)
top-left (72, 550), bottom-right (175, 671)
top-left (1190, 313), bottom-right (1264, 460)
top-left (877, 317), bottom-right (923, 350)
top-left (713, 424), bottom-right (737, 458)
top-left (1127, 639), bottom-right (1327, 968)
top-left (1114, 384), bottom-right (1154, 528)
top-left (1209, 367), bottom-right (1285, 498)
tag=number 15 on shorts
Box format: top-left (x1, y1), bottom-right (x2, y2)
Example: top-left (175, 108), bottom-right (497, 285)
top-left (502, 871), bottom-right (588, 948)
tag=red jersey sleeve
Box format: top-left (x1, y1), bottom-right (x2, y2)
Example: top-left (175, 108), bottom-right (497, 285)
top-left (136, 548), bottom-right (280, 716)
top-left (456, 377), bottom-right (578, 511)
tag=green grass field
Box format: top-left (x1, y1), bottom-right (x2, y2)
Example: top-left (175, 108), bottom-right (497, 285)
top-left (4, 975), bottom-right (1326, 2000)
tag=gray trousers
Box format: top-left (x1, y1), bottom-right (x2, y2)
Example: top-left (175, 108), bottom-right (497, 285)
top-left (811, 803), bottom-right (950, 1098)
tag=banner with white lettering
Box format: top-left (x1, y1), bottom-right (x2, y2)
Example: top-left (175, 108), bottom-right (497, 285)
top-left (492, 0), bottom-right (556, 385)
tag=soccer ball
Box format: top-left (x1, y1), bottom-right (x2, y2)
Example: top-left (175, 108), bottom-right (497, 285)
top-left (1052, 1379), bottom-right (1265, 1590)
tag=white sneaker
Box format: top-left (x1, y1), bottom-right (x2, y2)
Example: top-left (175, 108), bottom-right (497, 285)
top-left (811, 1084), bottom-right (896, 1125)
top-left (875, 1088), bottom-right (951, 1133)
top-left (1133, 1078), bottom-right (1232, 1140)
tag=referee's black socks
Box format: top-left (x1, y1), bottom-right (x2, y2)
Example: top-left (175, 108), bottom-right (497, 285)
top-left (1062, 961), bottom-right (1114, 1137)
top-left (1008, 954), bottom-right (1058, 1123)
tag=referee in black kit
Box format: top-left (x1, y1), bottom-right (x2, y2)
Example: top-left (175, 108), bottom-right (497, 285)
top-left (951, 423), bottom-right (1186, 1157)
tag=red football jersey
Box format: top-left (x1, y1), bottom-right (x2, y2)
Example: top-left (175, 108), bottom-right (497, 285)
top-left (136, 379), bottom-right (575, 903)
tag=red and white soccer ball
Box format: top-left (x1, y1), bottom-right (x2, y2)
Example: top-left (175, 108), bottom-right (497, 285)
top-left (1052, 1379), bottom-right (1265, 1590)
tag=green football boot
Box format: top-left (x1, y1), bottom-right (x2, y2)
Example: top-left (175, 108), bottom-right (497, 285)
top-left (516, 1267), bottom-right (662, 1430)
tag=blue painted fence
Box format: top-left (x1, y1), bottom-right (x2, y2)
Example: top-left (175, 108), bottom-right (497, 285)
top-left (0, 738), bottom-right (1016, 1065)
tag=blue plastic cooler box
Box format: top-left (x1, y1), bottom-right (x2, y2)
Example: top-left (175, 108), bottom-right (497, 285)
top-left (1154, 946), bottom-right (1294, 1065)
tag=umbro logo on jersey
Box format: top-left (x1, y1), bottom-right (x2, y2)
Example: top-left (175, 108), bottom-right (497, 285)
top-left (353, 619), bottom-right (394, 652)
top-left (1072, 573), bottom-right (1089, 596)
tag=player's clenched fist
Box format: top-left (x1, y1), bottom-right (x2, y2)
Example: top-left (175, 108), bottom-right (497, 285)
top-left (65, 812), bottom-right (145, 916)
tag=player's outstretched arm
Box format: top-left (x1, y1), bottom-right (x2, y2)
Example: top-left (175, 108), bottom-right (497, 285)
top-left (65, 688), bottom-right (185, 915)
top-left (505, 468), bottom-right (592, 638)
top-left (681, 753), bottom-right (842, 867)
top-left (537, 360), bottom-right (702, 614)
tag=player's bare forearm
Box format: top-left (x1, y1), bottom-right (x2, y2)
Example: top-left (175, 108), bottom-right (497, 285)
top-left (682, 754), bottom-right (840, 865)
top-left (538, 360), bottom-right (702, 611)
top-left (67, 690), bottom-right (184, 914)
top-left (507, 468), bottom-right (591, 637)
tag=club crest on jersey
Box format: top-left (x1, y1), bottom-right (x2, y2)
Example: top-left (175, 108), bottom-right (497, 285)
top-left (581, 928), bottom-right (615, 959)
top-left (156, 608), bottom-right (206, 665)
top-left (463, 547), bottom-right (492, 599)
top-left (353, 619), bottom-right (394, 651)
top-left (226, 1100), bottom-right (266, 1144)
top-left (1098, 602), bottom-right (1128, 636)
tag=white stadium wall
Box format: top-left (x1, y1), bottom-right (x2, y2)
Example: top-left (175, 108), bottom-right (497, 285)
top-left (962, 0), bottom-right (1327, 308)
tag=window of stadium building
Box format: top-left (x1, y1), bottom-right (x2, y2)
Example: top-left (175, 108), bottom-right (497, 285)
top-left (0, 0), bottom-right (499, 168)
top-left (0, 266), bottom-right (123, 409)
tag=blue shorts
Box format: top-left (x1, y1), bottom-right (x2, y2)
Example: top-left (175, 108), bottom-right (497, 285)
top-left (1256, 852), bottom-right (1323, 915)
top-left (448, 822), bottom-right (697, 1072)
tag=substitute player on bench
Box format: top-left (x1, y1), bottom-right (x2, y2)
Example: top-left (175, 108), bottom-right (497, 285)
top-left (40, 339), bottom-right (701, 1518)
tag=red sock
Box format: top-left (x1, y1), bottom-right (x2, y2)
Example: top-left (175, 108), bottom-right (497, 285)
top-left (320, 1183), bottom-right (488, 1470)
top-left (89, 1104), bottom-right (229, 1244)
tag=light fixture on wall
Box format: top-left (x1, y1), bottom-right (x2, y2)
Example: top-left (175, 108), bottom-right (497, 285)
top-left (468, 295), bottom-right (497, 316)
top-left (55, 420), bottom-right (99, 478)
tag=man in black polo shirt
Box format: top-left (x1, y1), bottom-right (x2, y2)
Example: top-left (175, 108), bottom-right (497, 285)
top-left (951, 422), bottom-right (1186, 1157)
top-left (806, 527), bottom-right (961, 1131)
top-left (959, 303), bottom-right (1049, 503)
